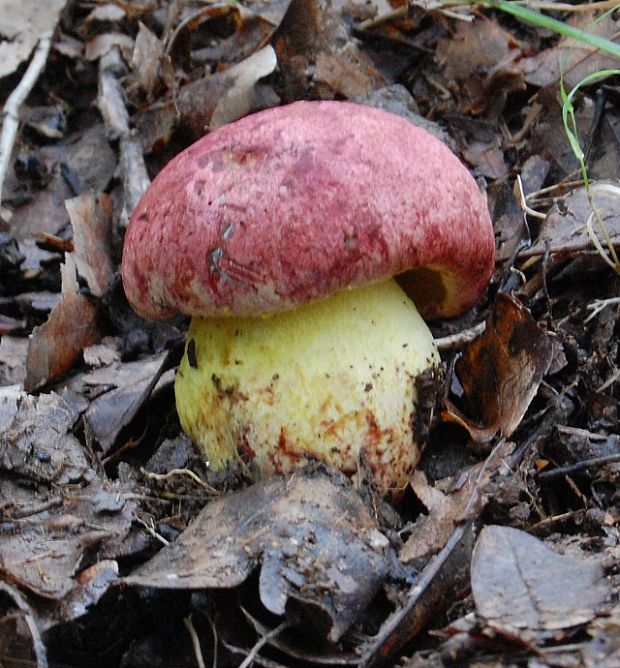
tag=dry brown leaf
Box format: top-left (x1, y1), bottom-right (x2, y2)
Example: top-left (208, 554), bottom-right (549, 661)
top-left (7, 125), bottom-right (116, 239)
top-left (472, 525), bottom-right (611, 633)
top-left (0, 478), bottom-right (132, 603)
top-left (131, 21), bottom-right (164, 98)
top-left (85, 3), bottom-right (126, 24)
top-left (210, 45), bottom-right (278, 128)
top-left (436, 16), bottom-right (525, 116)
top-left (443, 293), bottom-right (554, 442)
top-left (314, 42), bottom-right (385, 98)
top-left (400, 441), bottom-right (515, 563)
top-left (522, 180), bottom-right (620, 258)
top-left (274, 0), bottom-right (386, 101)
top-left (66, 192), bottom-right (114, 298)
top-left (0, 0), bottom-right (67, 78)
top-left (462, 137), bottom-right (509, 180)
top-left (81, 352), bottom-right (168, 454)
top-left (25, 255), bottom-right (102, 392)
top-left (520, 12), bottom-right (620, 89)
top-left (125, 470), bottom-right (391, 643)
top-left (84, 32), bottom-right (134, 61)
top-left (137, 44), bottom-right (279, 144)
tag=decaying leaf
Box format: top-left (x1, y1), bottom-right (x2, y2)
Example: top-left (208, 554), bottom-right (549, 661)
top-left (0, 582), bottom-right (47, 667)
top-left (7, 124), bottom-right (116, 239)
top-left (0, 479), bottom-right (133, 611)
top-left (314, 42), bottom-right (385, 98)
top-left (25, 255), bottom-right (103, 392)
top-left (209, 45), bottom-right (278, 128)
top-left (436, 16), bottom-right (525, 116)
top-left (521, 180), bottom-right (620, 259)
top-left (361, 520), bottom-right (477, 667)
top-left (274, 0), bottom-right (385, 100)
top-left (168, 1), bottom-right (292, 68)
top-left (443, 293), bottom-right (554, 443)
top-left (135, 45), bottom-right (279, 148)
top-left (131, 21), bottom-right (165, 98)
top-left (472, 525), bottom-right (611, 634)
top-left (79, 352), bottom-right (168, 454)
top-left (84, 32), bottom-right (134, 62)
top-left (520, 12), bottom-right (620, 89)
top-left (400, 441), bottom-right (515, 563)
top-left (0, 389), bottom-right (90, 484)
top-left (0, 0), bottom-right (67, 78)
top-left (66, 192), bottom-right (114, 298)
top-left (125, 469), bottom-right (392, 642)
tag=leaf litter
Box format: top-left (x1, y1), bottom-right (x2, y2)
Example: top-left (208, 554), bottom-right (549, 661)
top-left (0, 1), bottom-right (619, 666)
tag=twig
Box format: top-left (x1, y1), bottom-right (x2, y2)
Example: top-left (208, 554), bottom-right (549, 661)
top-left (184, 614), bottom-right (207, 668)
top-left (537, 452), bottom-right (620, 480)
top-left (239, 620), bottom-right (290, 668)
top-left (516, 174), bottom-right (546, 220)
top-left (97, 49), bottom-right (151, 227)
top-left (0, 33), bottom-right (53, 218)
top-left (203, 611), bottom-right (219, 668)
top-left (0, 581), bottom-right (48, 668)
top-left (585, 296), bottom-right (620, 323)
top-left (434, 321), bottom-right (486, 350)
top-left (141, 466), bottom-right (220, 495)
top-left (134, 515), bottom-right (170, 547)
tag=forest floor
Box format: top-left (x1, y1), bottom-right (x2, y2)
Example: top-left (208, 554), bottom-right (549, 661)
top-left (0, 1), bottom-right (619, 667)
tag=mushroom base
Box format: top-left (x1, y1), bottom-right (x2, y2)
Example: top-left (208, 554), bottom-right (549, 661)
top-left (175, 279), bottom-right (440, 495)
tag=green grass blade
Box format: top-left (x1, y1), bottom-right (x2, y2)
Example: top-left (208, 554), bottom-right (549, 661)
top-left (481, 0), bottom-right (620, 59)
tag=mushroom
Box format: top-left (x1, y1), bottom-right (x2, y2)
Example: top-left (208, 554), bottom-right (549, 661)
top-left (121, 101), bottom-right (494, 495)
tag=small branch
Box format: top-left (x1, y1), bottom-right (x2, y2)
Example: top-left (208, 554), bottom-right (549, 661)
top-left (141, 466), bottom-right (220, 495)
top-left (0, 581), bottom-right (48, 668)
top-left (585, 296), bottom-right (620, 323)
top-left (434, 321), bottom-right (486, 351)
top-left (537, 452), bottom-right (620, 480)
top-left (0, 33), bottom-right (53, 218)
top-left (97, 49), bottom-right (151, 227)
top-left (238, 619), bottom-right (289, 668)
top-left (184, 614), bottom-right (207, 668)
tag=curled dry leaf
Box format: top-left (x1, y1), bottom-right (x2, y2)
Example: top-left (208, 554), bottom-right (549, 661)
top-left (443, 293), bottom-right (554, 443)
top-left (135, 45), bottom-right (279, 149)
top-left (209, 44), bottom-right (278, 128)
top-left (125, 470), bottom-right (391, 643)
top-left (84, 32), bottom-right (134, 62)
top-left (169, 0), bottom-right (292, 67)
top-left (25, 255), bottom-right (102, 392)
top-left (66, 192), bottom-right (114, 298)
top-left (472, 525), bottom-right (611, 634)
top-left (131, 21), bottom-right (165, 99)
top-left (80, 352), bottom-right (168, 455)
top-left (400, 441), bottom-right (515, 563)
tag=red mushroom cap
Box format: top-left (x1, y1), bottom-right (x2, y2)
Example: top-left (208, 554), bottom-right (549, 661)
top-left (121, 101), bottom-right (494, 320)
